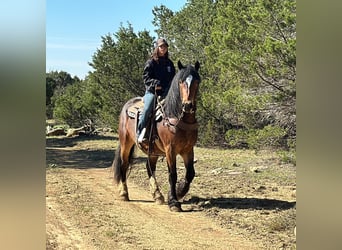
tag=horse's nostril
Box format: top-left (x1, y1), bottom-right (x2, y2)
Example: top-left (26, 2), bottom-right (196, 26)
top-left (183, 102), bottom-right (194, 112)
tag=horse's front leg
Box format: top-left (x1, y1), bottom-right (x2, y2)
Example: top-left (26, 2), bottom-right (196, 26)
top-left (177, 149), bottom-right (195, 200)
top-left (146, 155), bottom-right (164, 204)
top-left (166, 147), bottom-right (182, 212)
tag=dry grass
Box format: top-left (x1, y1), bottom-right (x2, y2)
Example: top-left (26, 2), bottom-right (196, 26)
top-left (46, 132), bottom-right (296, 249)
top-left (124, 139), bottom-right (296, 249)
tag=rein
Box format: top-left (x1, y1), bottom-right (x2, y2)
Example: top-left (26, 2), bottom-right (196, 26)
top-left (158, 97), bottom-right (198, 133)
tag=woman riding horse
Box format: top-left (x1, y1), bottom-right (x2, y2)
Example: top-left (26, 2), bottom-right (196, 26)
top-left (113, 60), bottom-right (200, 212)
top-left (137, 38), bottom-right (175, 143)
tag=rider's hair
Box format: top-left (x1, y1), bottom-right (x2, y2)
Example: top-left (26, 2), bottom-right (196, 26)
top-left (151, 47), bottom-right (169, 62)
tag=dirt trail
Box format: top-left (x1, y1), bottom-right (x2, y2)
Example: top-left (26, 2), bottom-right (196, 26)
top-left (46, 167), bottom-right (262, 249)
top-left (46, 134), bottom-right (296, 249)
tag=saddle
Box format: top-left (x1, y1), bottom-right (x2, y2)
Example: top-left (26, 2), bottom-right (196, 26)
top-left (127, 98), bottom-right (164, 121)
top-left (127, 98), bottom-right (144, 119)
top-left (127, 97), bottom-right (165, 156)
top-left (126, 97), bottom-right (198, 156)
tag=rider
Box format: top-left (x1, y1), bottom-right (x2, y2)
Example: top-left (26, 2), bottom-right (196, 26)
top-left (137, 38), bottom-right (176, 143)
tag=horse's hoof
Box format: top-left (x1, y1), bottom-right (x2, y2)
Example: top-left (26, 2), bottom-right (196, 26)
top-left (118, 192), bottom-right (129, 201)
top-left (169, 202), bottom-right (183, 212)
top-left (152, 189), bottom-right (165, 205)
top-left (169, 205), bottom-right (183, 212)
top-left (155, 196), bottom-right (165, 205)
top-left (119, 196), bottom-right (129, 201)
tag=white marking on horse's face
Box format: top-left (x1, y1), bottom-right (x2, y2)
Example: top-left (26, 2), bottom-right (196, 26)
top-left (185, 75), bottom-right (193, 88)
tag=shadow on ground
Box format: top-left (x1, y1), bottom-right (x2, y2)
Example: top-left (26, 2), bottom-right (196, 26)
top-left (46, 134), bottom-right (147, 169)
top-left (46, 134), bottom-right (117, 148)
top-left (186, 196), bottom-right (295, 211)
top-left (46, 135), bottom-right (117, 169)
top-left (46, 147), bottom-right (114, 169)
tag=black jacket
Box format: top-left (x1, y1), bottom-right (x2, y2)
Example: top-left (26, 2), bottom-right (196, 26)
top-left (143, 57), bottom-right (175, 97)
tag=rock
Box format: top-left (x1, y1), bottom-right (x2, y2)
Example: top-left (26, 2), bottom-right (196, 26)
top-left (250, 166), bottom-right (268, 173)
top-left (66, 126), bottom-right (86, 137)
top-left (250, 167), bottom-right (261, 173)
top-left (211, 168), bottom-right (223, 175)
top-left (256, 185), bottom-right (267, 192)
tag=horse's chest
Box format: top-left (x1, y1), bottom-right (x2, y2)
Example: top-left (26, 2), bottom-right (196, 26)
top-left (156, 121), bottom-right (197, 151)
top-left (175, 130), bottom-right (197, 146)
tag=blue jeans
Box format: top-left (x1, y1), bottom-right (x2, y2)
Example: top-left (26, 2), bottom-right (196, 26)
top-left (137, 91), bottom-right (155, 132)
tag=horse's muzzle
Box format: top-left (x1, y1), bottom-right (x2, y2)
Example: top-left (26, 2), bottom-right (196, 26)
top-left (182, 101), bottom-right (196, 113)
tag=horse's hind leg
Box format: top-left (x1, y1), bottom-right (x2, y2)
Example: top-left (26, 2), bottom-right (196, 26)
top-left (146, 155), bottom-right (165, 204)
top-left (118, 181), bottom-right (129, 201)
top-left (113, 143), bottom-right (134, 201)
top-left (177, 149), bottom-right (195, 200)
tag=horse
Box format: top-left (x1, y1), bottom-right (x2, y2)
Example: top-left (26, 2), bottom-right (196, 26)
top-left (112, 60), bottom-right (201, 212)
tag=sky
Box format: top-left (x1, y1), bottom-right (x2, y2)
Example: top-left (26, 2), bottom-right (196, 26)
top-left (46, 0), bottom-right (187, 79)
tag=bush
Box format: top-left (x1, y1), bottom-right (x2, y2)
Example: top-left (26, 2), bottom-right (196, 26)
top-left (225, 125), bottom-right (287, 149)
top-left (53, 81), bottom-right (102, 127)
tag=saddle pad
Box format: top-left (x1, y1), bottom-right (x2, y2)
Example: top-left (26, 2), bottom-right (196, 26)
top-left (127, 98), bottom-right (144, 118)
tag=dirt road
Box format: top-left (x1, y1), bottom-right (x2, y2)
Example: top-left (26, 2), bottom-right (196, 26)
top-left (46, 134), bottom-right (296, 249)
top-left (47, 167), bottom-right (261, 249)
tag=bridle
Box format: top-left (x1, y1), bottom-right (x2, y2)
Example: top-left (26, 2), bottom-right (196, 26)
top-left (180, 74), bottom-right (198, 115)
top-left (158, 68), bottom-right (200, 131)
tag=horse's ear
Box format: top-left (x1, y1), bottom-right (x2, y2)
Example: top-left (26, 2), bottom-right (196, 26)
top-left (195, 61), bottom-right (200, 71)
top-left (178, 60), bottom-right (184, 70)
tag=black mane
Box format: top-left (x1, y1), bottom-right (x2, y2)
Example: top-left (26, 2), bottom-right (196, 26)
top-left (164, 62), bottom-right (201, 118)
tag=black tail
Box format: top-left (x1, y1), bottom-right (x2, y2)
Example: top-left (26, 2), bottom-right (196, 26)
top-left (113, 144), bottom-right (135, 184)
top-left (113, 144), bottom-right (122, 184)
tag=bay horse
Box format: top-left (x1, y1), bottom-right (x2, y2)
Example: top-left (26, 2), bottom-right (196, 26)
top-left (112, 60), bottom-right (200, 212)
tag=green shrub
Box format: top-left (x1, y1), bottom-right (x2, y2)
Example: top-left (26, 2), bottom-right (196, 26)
top-left (225, 125), bottom-right (287, 149)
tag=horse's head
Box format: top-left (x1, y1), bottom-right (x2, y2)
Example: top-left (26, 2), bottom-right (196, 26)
top-left (177, 60), bottom-right (201, 114)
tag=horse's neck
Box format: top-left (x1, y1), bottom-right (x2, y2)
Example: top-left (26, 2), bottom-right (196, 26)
top-left (182, 113), bottom-right (197, 124)
top-left (161, 98), bottom-right (180, 119)
top-left (160, 98), bottom-right (197, 124)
